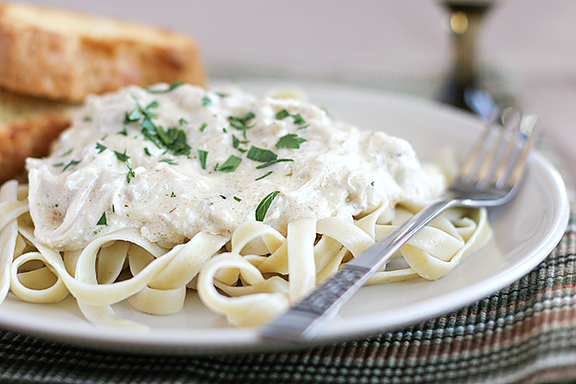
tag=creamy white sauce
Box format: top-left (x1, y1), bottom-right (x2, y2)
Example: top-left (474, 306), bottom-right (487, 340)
top-left (26, 84), bottom-right (445, 251)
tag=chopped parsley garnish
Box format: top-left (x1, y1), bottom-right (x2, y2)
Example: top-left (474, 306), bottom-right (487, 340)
top-left (145, 81), bottom-right (184, 94)
top-left (179, 118), bottom-right (189, 125)
top-left (255, 191), bottom-right (280, 221)
top-left (202, 95), bottom-right (212, 106)
top-left (159, 158), bottom-right (178, 165)
top-left (125, 99), bottom-right (191, 157)
top-left (117, 127), bottom-right (128, 136)
top-left (114, 150), bottom-right (130, 163)
top-left (255, 171), bottom-right (273, 181)
top-left (228, 112), bottom-right (256, 139)
top-left (170, 191), bottom-right (176, 198)
top-left (62, 159), bottom-right (80, 171)
top-left (97, 212), bottom-right (107, 226)
top-left (275, 133), bottom-right (306, 149)
top-left (114, 150), bottom-right (135, 182)
top-left (199, 122), bottom-right (208, 132)
top-left (232, 135), bottom-right (247, 153)
top-left (233, 196), bottom-right (242, 202)
top-left (214, 155), bottom-right (242, 173)
top-left (275, 109), bottom-right (308, 127)
top-left (291, 113), bottom-right (306, 125)
top-left (96, 142), bottom-right (107, 153)
top-left (125, 109), bottom-right (142, 123)
top-left (126, 163), bottom-right (136, 183)
top-left (275, 109), bottom-right (290, 120)
top-left (83, 116), bottom-right (92, 122)
top-left (247, 146), bottom-right (277, 163)
top-left (53, 163), bottom-right (64, 167)
top-left (61, 149), bottom-right (73, 157)
top-left (144, 147), bottom-right (152, 157)
top-left (255, 158), bottom-right (294, 169)
top-left (198, 149), bottom-right (208, 169)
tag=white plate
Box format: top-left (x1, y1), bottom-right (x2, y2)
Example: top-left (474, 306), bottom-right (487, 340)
top-left (0, 80), bottom-right (569, 354)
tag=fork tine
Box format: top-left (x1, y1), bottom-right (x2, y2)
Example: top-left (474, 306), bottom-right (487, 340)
top-left (459, 107), bottom-right (520, 186)
top-left (476, 108), bottom-right (522, 188)
top-left (458, 108), bottom-right (501, 182)
top-left (495, 114), bottom-right (538, 189)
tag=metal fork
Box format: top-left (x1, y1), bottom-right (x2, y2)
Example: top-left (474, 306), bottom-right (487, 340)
top-left (260, 108), bottom-right (538, 343)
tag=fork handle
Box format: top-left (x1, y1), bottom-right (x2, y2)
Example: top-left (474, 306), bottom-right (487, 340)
top-left (260, 198), bottom-right (458, 343)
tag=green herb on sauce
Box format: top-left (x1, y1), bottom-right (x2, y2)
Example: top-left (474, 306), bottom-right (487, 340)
top-left (255, 171), bottom-right (273, 181)
top-left (62, 159), bottom-right (80, 172)
top-left (198, 149), bottom-right (208, 169)
top-left (275, 109), bottom-right (308, 128)
top-left (255, 158), bottom-right (294, 169)
top-left (61, 149), bottom-right (73, 157)
top-left (96, 142), bottom-right (107, 153)
top-left (275, 109), bottom-right (290, 120)
top-left (145, 81), bottom-right (184, 94)
top-left (275, 133), bottom-right (306, 149)
top-left (114, 150), bottom-right (130, 163)
top-left (255, 191), bottom-right (280, 221)
top-left (247, 146), bottom-right (277, 163)
top-left (214, 155), bottom-right (242, 173)
top-left (228, 112), bottom-right (256, 139)
top-left (97, 212), bottom-right (107, 226)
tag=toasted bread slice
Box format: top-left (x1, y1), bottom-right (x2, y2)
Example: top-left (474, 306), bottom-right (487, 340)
top-left (0, 88), bottom-right (75, 183)
top-left (0, 2), bottom-right (206, 102)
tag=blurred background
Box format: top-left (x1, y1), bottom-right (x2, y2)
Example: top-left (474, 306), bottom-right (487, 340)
top-left (19, 0), bottom-right (576, 182)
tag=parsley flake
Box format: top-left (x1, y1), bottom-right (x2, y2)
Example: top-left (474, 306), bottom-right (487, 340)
top-left (198, 149), bottom-right (208, 169)
top-left (126, 163), bottom-right (136, 183)
top-left (255, 158), bottom-right (294, 169)
top-left (114, 150), bottom-right (130, 162)
top-left (62, 159), bottom-right (80, 172)
top-left (275, 133), bottom-right (306, 149)
top-left (202, 95), bottom-right (212, 106)
top-left (228, 112), bottom-right (256, 139)
top-left (97, 212), bottom-right (107, 226)
top-left (247, 146), bottom-right (277, 163)
top-left (215, 155), bottom-right (241, 173)
top-left (199, 122), bottom-right (208, 132)
top-left (96, 142), bottom-right (107, 153)
top-left (275, 109), bottom-right (290, 120)
top-left (145, 81), bottom-right (184, 94)
top-left (255, 191), bottom-right (280, 221)
top-left (159, 158), bottom-right (178, 165)
top-left (255, 171), bottom-right (273, 181)
top-left (234, 196), bottom-right (242, 202)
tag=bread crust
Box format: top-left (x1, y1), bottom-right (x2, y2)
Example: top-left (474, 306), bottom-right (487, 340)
top-left (0, 113), bottom-right (72, 184)
top-left (0, 2), bottom-right (206, 102)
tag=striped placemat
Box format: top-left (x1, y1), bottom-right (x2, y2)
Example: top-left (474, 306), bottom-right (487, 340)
top-left (0, 210), bottom-right (573, 384)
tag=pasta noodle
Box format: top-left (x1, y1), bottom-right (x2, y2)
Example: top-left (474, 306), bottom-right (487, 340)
top-left (0, 84), bottom-right (491, 328)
